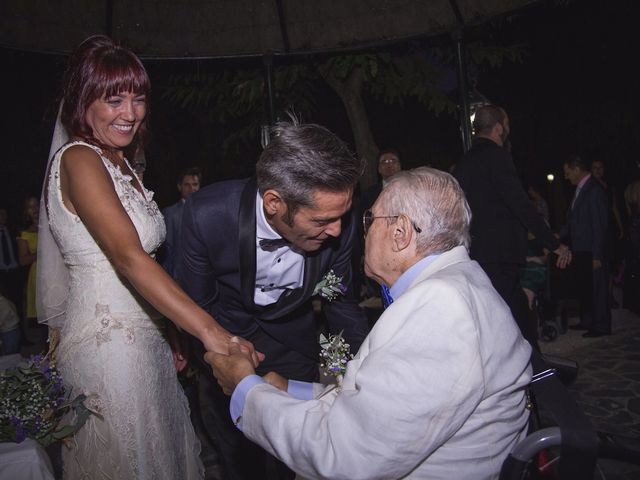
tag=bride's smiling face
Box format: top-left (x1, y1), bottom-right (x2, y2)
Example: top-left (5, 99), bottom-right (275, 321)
top-left (85, 91), bottom-right (146, 149)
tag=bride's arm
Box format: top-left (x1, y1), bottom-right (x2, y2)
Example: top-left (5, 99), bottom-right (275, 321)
top-left (59, 144), bottom-right (261, 365)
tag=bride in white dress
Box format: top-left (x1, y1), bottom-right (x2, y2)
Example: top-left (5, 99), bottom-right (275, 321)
top-left (37, 35), bottom-right (260, 479)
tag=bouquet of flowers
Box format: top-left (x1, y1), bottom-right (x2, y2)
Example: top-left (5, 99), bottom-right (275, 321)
top-left (0, 354), bottom-right (93, 447)
top-left (319, 330), bottom-right (352, 387)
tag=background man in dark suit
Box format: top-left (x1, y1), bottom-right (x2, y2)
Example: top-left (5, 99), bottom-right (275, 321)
top-left (561, 155), bottom-right (611, 337)
top-left (161, 166), bottom-right (201, 278)
top-left (178, 121), bottom-right (369, 479)
top-left (453, 105), bottom-right (571, 347)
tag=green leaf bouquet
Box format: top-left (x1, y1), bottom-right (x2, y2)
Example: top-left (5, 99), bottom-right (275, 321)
top-left (0, 354), bottom-right (93, 447)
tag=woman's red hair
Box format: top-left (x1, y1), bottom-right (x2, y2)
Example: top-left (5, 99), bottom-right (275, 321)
top-left (60, 35), bottom-right (151, 151)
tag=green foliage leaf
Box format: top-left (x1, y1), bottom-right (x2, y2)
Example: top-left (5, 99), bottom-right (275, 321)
top-left (466, 41), bottom-right (526, 67)
top-left (161, 39), bottom-right (522, 161)
top-left (1, 356), bottom-right (96, 447)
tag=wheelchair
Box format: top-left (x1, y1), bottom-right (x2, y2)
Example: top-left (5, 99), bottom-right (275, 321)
top-left (532, 252), bottom-right (594, 343)
top-left (499, 351), bottom-right (640, 479)
top-left (520, 252), bottom-right (564, 343)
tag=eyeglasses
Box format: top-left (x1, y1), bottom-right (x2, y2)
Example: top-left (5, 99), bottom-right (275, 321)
top-left (379, 158), bottom-right (399, 165)
top-left (362, 209), bottom-right (422, 236)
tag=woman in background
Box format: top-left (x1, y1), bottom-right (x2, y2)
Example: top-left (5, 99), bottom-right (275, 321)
top-left (17, 196), bottom-right (39, 328)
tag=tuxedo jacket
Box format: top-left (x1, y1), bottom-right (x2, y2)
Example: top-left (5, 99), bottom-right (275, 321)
top-left (161, 200), bottom-right (184, 277)
top-left (453, 138), bottom-right (559, 264)
top-left (177, 177), bottom-right (369, 372)
top-left (241, 246), bottom-right (532, 480)
top-left (560, 176), bottom-right (609, 262)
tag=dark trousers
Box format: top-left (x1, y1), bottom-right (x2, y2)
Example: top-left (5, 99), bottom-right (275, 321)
top-left (196, 328), bottom-right (317, 480)
top-left (552, 251), bottom-right (611, 334)
top-left (581, 262), bottom-right (611, 334)
top-left (623, 263), bottom-right (640, 315)
top-left (479, 262), bottom-right (539, 349)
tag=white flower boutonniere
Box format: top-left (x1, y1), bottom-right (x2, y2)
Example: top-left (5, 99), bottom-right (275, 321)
top-left (319, 330), bottom-right (353, 387)
top-left (313, 269), bottom-right (346, 302)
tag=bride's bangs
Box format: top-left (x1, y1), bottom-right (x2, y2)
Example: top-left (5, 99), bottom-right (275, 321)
top-left (99, 55), bottom-right (150, 99)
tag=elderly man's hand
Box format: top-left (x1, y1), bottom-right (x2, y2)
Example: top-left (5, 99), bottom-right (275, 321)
top-left (205, 337), bottom-right (256, 395)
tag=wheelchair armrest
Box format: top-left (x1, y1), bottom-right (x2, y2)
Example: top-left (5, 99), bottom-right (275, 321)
top-left (540, 354), bottom-right (578, 386)
top-left (499, 427), bottom-right (562, 480)
top-left (510, 427), bottom-right (562, 461)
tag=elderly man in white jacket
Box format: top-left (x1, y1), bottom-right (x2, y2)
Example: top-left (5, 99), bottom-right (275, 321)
top-left (208, 167), bottom-right (532, 480)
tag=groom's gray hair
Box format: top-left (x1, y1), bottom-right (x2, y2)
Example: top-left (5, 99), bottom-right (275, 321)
top-left (381, 167), bottom-right (472, 256)
top-left (257, 121), bottom-right (364, 224)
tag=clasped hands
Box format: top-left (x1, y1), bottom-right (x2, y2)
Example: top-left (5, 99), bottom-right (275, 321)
top-left (205, 338), bottom-right (287, 395)
top-left (554, 242), bottom-right (602, 271)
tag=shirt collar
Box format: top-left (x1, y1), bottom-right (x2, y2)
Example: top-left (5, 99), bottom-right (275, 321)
top-left (389, 252), bottom-right (441, 300)
top-left (577, 173), bottom-right (591, 190)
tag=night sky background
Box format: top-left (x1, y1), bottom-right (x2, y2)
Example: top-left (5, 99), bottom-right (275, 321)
top-left (1, 0), bottom-right (637, 232)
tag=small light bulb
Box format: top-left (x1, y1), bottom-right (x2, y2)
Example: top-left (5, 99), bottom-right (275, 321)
top-left (546, 174), bottom-right (554, 182)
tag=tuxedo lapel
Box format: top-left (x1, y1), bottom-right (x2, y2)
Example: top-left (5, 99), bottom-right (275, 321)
top-left (239, 177), bottom-right (258, 312)
top-left (302, 251), bottom-right (322, 298)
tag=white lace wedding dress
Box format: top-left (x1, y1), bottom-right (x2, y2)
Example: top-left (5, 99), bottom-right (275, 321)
top-left (46, 141), bottom-right (204, 479)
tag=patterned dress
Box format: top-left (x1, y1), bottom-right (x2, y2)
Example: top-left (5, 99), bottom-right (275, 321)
top-left (46, 141), bottom-right (203, 479)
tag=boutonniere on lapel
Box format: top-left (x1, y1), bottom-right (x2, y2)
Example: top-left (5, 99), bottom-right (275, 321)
top-left (313, 269), bottom-right (346, 302)
top-left (319, 330), bottom-right (352, 388)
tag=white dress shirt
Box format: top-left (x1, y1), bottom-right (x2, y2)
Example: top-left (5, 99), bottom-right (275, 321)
top-left (254, 193), bottom-right (304, 306)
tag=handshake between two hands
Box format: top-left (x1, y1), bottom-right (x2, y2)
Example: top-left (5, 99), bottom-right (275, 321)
top-left (205, 337), bottom-right (285, 396)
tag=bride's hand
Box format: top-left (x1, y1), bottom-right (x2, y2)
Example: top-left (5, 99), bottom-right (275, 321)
top-left (166, 322), bottom-right (189, 373)
top-left (201, 326), bottom-right (264, 367)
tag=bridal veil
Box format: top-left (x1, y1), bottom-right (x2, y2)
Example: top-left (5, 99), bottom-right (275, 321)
top-left (36, 104), bottom-right (69, 329)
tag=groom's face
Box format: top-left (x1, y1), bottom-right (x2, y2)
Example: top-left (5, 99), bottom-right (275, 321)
top-left (270, 188), bottom-right (353, 252)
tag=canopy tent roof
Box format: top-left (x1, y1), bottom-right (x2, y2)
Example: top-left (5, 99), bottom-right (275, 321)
top-left (1, 0), bottom-right (538, 58)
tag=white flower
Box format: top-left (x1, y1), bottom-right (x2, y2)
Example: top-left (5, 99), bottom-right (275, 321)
top-left (313, 270), bottom-right (346, 302)
top-left (319, 330), bottom-right (352, 385)
top-left (0, 355), bottom-right (94, 446)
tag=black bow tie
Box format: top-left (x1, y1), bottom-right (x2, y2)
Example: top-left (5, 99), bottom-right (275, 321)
top-left (259, 237), bottom-right (290, 251)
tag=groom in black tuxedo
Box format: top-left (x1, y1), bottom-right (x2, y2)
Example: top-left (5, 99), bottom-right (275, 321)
top-left (177, 121), bottom-right (369, 479)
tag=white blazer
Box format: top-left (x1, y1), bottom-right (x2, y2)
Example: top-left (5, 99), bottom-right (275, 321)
top-left (242, 246), bottom-right (532, 479)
